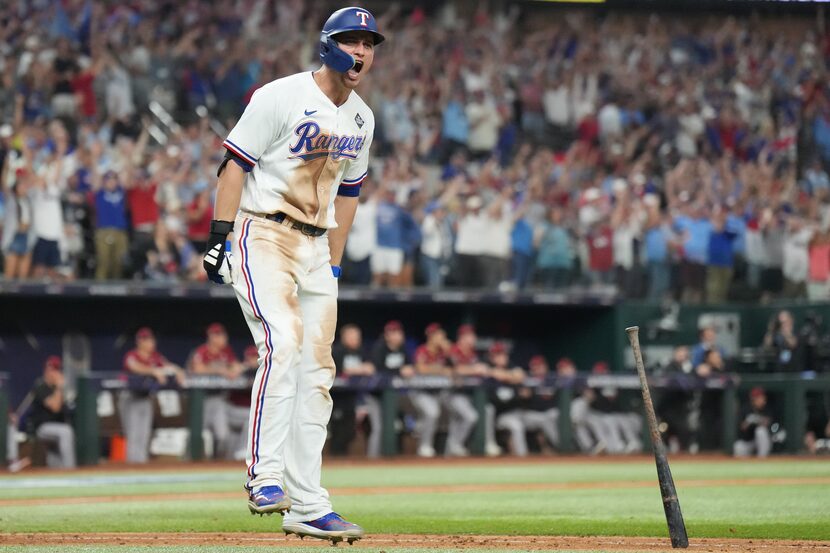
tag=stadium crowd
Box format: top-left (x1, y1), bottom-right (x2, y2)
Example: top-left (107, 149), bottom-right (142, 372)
top-left (0, 2), bottom-right (829, 302)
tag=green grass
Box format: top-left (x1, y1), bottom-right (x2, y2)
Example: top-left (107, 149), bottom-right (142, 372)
top-left (0, 459), bottom-right (827, 544)
top-left (0, 460), bottom-right (826, 500)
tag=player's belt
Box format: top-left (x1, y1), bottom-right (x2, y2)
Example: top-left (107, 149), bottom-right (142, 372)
top-left (265, 212), bottom-right (327, 237)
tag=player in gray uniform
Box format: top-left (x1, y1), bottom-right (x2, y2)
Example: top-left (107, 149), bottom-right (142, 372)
top-left (189, 323), bottom-right (243, 459)
top-left (120, 328), bottom-right (184, 464)
top-left (557, 358), bottom-right (617, 454)
top-left (496, 355), bottom-right (561, 456)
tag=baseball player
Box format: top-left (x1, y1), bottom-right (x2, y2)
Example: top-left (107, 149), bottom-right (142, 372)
top-left (120, 328), bottom-right (185, 464)
top-left (189, 323), bottom-right (242, 459)
top-left (202, 7), bottom-right (383, 544)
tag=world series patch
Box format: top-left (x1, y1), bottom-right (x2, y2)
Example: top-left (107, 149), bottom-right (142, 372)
top-left (355, 113), bottom-right (364, 129)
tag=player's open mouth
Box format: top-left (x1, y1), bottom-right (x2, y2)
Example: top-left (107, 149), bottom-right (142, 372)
top-left (347, 60), bottom-right (363, 80)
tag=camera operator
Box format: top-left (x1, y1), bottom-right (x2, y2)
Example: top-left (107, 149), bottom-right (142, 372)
top-left (762, 310), bottom-right (799, 371)
top-left (799, 311), bottom-right (829, 373)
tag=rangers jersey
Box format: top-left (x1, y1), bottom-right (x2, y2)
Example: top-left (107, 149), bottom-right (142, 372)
top-left (223, 71), bottom-right (374, 229)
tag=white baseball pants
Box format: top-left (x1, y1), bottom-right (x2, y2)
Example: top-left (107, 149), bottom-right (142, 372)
top-left (232, 214), bottom-right (338, 523)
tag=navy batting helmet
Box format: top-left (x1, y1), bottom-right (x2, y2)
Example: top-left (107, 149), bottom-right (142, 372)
top-left (320, 7), bottom-right (385, 73)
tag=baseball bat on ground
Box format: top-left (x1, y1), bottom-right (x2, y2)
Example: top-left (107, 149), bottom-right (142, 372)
top-left (625, 326), bottom-right (689, 549)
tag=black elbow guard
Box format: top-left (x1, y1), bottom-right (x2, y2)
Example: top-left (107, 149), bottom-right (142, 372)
top-left (217, 149), bottom-right (254, 177)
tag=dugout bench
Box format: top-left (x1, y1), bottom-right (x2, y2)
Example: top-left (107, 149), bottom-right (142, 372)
top-left (57, 372), bottom-right (830, 466)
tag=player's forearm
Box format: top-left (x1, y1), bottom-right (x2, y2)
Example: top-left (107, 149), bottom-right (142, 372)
top-left (45, 392), bottom-right (63, 413)
top-left (213, 162), bottom-right (246, 223)
top-left (454, 364), bottom-right (481, 376)
top-left (329, 195), bottom-right (359, 266)
top-left (416, 363), bottom-right (449, 376)
top-left (127, 362), bottom-right (161, 376)
top-left (191, 361), bottom-right (222, 376)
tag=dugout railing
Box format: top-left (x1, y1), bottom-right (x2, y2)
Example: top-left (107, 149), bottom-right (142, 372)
top-left (53, 372), bottom-right (830, 465)
top-left (4, 371), bottom-right (829, 467)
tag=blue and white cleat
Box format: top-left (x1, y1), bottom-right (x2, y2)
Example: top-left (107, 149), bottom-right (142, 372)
top-left (282, 512), bottom-right (364, 545)
top-left (248, 485), bottom-right (292, 516)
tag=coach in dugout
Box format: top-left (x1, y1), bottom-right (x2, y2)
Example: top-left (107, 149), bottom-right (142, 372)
top-left (371, 320), bottom-right (414, 378)
top-left (189, 323), bottom-right (243, 459)
top-left (734, 387), bottom-right (773, 458)
top-left (120, 327), bottom-right (184, 463)
top-left (28, 355), bottom-right (76, 468)
top-left (505, 355), bottom-right (561, 455)
top-left (485, 342), bottom-right (524, 456)
top-left (330, 324), bottom-right (378, 457)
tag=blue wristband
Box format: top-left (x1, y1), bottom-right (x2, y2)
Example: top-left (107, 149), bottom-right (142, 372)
top-left (331, 265), bottom-right (342, 278)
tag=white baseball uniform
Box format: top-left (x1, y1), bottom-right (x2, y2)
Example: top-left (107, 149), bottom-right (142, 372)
top-left (223, 71), bottom-right (373, 523)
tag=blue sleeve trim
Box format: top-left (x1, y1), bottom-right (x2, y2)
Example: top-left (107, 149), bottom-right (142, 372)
top-left (337, 183), bottom-right (361, 197)
top-left (229, 156), bottom-right (254, 173)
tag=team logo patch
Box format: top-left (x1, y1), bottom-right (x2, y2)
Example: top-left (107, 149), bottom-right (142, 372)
top-left (288, 121), bottom-right (366, 161)
top-left (355, 113), bottom-right (364, 129)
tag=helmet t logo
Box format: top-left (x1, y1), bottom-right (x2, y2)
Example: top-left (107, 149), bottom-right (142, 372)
top-left (355, 11), bottom-right (369, 26)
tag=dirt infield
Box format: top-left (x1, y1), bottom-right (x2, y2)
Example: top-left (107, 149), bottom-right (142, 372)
top-left (2, 533), bottom-right (828, 552)
top-left (2, 476), bottom-right (829, 508)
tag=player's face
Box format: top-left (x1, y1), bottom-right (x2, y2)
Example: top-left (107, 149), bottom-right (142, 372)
top-left (490, 352), bottom-right (508, 367)
top-left (751, 394), bottom-right (766, 409)
top-left (342, 327), bottom-right (362, 349)
top-left (44, 366), bottom-right (60, 384)
top-left (385, 328), bottom-right (403, 348)
top-left (335, 31), bottom-right (375, 89)
top-left (209, 332), bottom-right (228, 349)
top-left (137, 335), bottom-right (155, 352)
top-left (458, 332), bottom-right (475, 349)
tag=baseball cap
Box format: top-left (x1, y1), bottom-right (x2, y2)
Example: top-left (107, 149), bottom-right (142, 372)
top-left (592, 361), bottom-right (610, 374)
top-left (45, 355), bottom-right (62, 370)
top-left (529, 355), bottom-right (547, 367)
top-left (136, 327), bottom-right (154, 340)
top-left (556, 357), bottom-right (575, 370)
top-left (384, 320), bottom-right (403, 333)
top-left (750, 386), bottom-right (766, 399)
top-left (489, 342), bottom-right (507, 355)
top-left (207, 322), bottom-right (226, 335)
top-left (457, 324), bottom-right (475, 338)
top-left (425, 323), bottom-right (443, 337)
top-left (244, 345), bottom-right (258, 359)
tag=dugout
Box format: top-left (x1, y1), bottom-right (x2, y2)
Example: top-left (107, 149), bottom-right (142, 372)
top-left (2, 282), bottom-right (830, 464)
